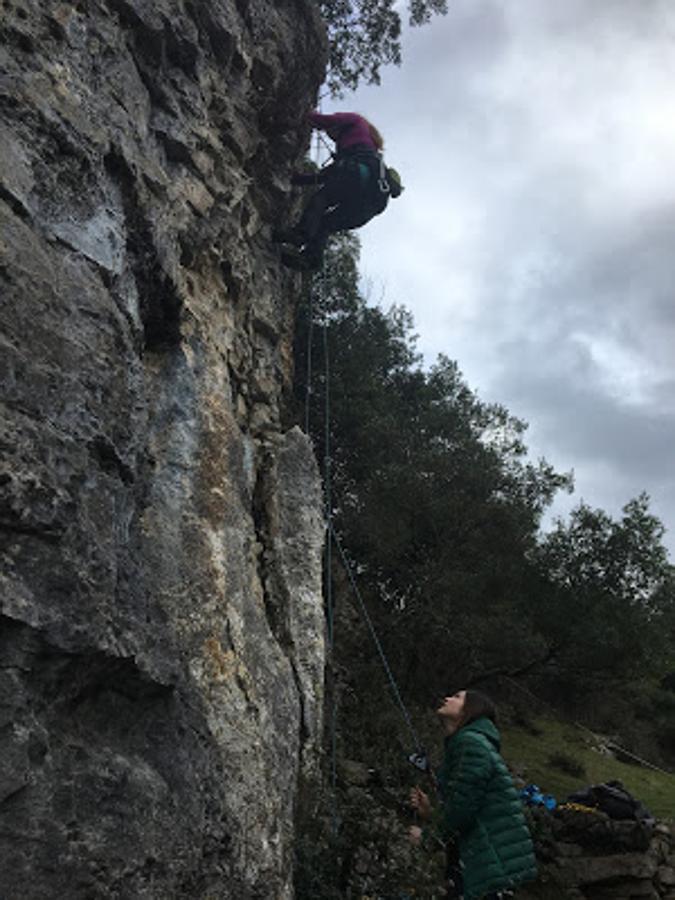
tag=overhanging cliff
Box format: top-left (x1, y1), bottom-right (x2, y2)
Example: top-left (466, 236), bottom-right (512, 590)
top-left (0, 2), bottom-right (327, 897)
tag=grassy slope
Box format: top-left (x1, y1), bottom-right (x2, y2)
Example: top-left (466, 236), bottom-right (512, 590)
top-left (501, 717), bottom-right (675, 821)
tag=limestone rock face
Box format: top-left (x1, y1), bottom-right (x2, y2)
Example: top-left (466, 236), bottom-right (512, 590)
top-left (0, 2), bottom-right (327, 897)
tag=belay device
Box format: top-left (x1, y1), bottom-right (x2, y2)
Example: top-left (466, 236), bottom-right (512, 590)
top-left (408, 749), bottom-right (431, 774)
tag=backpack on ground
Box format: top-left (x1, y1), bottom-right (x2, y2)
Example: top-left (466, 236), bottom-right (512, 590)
top-left (567, 780), bottom-right (654, 823)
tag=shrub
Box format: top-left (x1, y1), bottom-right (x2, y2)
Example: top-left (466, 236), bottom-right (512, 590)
top-left (547, 751), bottom-right (586, 779)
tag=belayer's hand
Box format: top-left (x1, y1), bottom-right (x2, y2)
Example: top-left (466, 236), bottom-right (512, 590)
top-left (410, 787), bottom-right (431, 820)
top-left (409, 825), bottom-right (423, 846)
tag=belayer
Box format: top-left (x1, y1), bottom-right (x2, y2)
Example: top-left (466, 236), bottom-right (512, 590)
top-left (409, 690), bottom-right (537, 899)
top-left (274, 111), bottom-right (403, 270)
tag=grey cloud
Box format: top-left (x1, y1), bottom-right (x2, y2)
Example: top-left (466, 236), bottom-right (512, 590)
top-left (348, 0), bottom-right (675, 554)
top-left (499, 337), bottom-right (675, 478)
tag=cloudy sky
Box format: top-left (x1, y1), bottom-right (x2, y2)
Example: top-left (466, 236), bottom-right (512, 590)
top-left (324, 0), bottom-right (675, 557)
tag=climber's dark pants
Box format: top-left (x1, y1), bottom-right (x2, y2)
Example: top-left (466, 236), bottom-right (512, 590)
top-left (296, 164), bottom-right (372, 263)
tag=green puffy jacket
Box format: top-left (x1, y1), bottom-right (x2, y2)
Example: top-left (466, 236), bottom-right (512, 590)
top-left (434, 717), bottom-right (537, 899)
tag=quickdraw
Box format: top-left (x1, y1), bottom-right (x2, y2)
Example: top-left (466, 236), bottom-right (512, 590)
top-left (377, 155), bottom-right (391, 195)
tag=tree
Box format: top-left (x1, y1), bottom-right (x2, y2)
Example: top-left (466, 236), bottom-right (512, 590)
top-left (293, 235), bottom-right (572, 703)
top-left (293, 234), bottom-right (675, 788)
top-left (318, 0), bottom-right (449, 93)
top-left (530, 495), bottom-right (675, 698)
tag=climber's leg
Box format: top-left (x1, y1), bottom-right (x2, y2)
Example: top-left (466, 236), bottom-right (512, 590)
top-left (278, 166), bottom-right (369, 270)
top-left (295, 185), bottom-right (334, 242)
top-left (298, 189), bottom-right (367, 267)
top-left (276, 163), bottom-right (360, 249)
top-left (273, 184), bottom-right (334, 245)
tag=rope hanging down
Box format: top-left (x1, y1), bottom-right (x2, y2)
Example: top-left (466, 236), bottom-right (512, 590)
top-left (330, 522), bottom-right (423, 756)
top-left (301, 107), bottom-right (340, 833)
top-left (304, 296), bottom-right (314, 435)
top-left (320, 266), bottom-right (340, 835)
top-left (304, 267), bottom-right (425, 782)
top-left (301, 111), bottom-right (424, 816)
top-left (305, 267), bottom-right (423, 759)
top-left (323, 312), bottom-right (333, 647)
top-left (304, 106), bottom-right (330, 433)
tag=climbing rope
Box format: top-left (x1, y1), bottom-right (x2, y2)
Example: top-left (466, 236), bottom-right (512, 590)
top-left (300, 108), bottom-right (423, 835)
top-left (317, 130), bottom-right (334, 161)
top-left (306, 265), bottom-right (423, 757)
top-left (323, 311), bottom-right (333, 649)
top-left (305, 105), bottom-right (340, 833)
top-left (321, 266), bottom-right (340, 835)
top-left (304, 297), bottom-right (314, 435)
top-left (330, 522), bottom-right (423, 755)
top-left (304, 254), bottom-right (424, 832)
top-left (303, 109), bottom-right (329, 434)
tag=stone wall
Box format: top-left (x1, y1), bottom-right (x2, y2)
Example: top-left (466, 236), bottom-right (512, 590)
top-left (529, 807), bottom-right (675, 900)
top-left (296, 752), bottom-right (675, 899)
top-left (0, 2), bottom-right (327, 897)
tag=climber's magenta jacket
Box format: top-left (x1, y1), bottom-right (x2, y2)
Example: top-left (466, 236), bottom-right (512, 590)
top-left (308, 111), bottom-right (378, 153)
top-left (435, 716), bottom-right (537, 899)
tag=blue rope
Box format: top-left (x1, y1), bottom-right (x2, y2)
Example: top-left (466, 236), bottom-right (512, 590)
top-left (323, 317), bottom-right (333, 647)
top-left (304, 298), bottom-right (314, 435)
top-left (322, 277), bottom-right (339, 835)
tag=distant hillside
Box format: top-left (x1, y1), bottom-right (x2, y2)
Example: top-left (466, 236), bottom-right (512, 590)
top-left (502, 717), bottom-right (674, 821)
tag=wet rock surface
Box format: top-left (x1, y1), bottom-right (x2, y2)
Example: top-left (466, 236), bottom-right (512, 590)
top-left (0, 2), bottom-right (327, 897)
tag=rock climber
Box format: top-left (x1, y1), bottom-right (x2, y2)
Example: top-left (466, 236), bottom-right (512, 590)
top-left (409, 690), bottom-right (537, 899)
top-left (274, 111), bottom-right (403, 270)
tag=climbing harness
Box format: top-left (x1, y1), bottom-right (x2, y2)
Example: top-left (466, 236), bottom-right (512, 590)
top-left (337, 147), bottom-right (392, 199)
top-left (314, 132), bottom-right (397, 203)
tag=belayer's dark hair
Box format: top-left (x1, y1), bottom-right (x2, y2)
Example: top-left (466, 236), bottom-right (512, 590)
top-left (461, 690), bottom-right (497, 727)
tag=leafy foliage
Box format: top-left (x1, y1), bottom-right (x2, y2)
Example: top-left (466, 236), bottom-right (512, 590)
top-left (293, 235), bottom-right (573, 705)
top-left (291, 237), bottom-right (675, 895)
top-left (531, 495), bottom-right (675, 696)
top-left (293, 235), bottom-right (674, 719)
top-left (548, 751), bottom-right (586, 779)
top-left (318, 0), bottom-right (448, 93)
